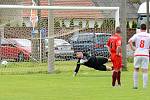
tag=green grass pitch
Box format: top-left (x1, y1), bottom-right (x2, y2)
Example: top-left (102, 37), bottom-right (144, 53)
top-left (0, 61), bottom-right (150, 100)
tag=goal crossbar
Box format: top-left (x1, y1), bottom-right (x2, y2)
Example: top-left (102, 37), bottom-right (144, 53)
top-left (0, 5), bottom-right (119, 10)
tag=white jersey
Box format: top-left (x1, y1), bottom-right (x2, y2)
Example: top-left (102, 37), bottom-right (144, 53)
top-left (129, 32), bottom-right (150, 56)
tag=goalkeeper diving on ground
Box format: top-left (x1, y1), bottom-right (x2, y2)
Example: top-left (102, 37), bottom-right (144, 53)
top-left (73, 52), bottom-right (112, 76)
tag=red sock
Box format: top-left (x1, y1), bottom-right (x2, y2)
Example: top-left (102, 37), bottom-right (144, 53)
top-left (112, 71), bottom-right (117, 86)
top-left (117, 71), bottom-right (121, 85)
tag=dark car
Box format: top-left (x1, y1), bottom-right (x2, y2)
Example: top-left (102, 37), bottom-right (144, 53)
top-left (69, 33), bottom-right (111, 57)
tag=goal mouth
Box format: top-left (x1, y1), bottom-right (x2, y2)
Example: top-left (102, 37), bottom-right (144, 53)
top-left (0, 3), bottom-right (120, 74)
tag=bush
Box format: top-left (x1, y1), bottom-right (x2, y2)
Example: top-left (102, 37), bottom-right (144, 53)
top-left (100, 19), bottom-right (115, 30)
top-left (22, 22), bottom-right (26, 27)
top-left (132, 21), bottom-right (137, 29)
top-left (127, 21), bottom-right (130, 28)
top-left (94, 21), bottom-right (99, 28)
top-left (5, 20), bottom-right (10, 27)
top-left (79, 20), bottom-right (82, 28)
top-left (54, 19), bottom-right (60, 27)
top-left (86, 20), bottom-right (89, 28)
top-left (62, 20), bottom-right (65, 27)
top-left (70, 19), bottom-right (74, 27)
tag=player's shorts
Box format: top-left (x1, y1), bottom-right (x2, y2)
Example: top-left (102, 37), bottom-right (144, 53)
top-left (134, 56), bottom-right (149, 69)
top-left (111, 53), bottom-right (122, 70)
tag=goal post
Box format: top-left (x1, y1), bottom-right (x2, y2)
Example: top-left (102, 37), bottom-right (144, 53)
top-left (0, 4), bottom-right (120, 74)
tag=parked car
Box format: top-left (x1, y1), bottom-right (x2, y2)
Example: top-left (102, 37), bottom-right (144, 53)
top-left (69, 33), bottom-right (111, 57)
top-left (0, 38), bottom-right (31, 61)
top-left (45, 38), bottom-right (74, 60)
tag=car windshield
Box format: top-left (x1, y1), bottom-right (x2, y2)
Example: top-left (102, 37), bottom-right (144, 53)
top-left (78, 35), bottom-right (93, 41)
top-left (54, 39), bottom-right (68, 45)
top-left (13, 39), bottom-right (31, 47)
top-left (45, 39), bottom-right (70, 46)
top-left (1, 39), bottom-right (16, 45)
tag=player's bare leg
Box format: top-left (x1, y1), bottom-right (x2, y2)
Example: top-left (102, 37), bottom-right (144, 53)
top-left (142, 68), bottom-right (148, 89)
top-left (133, 68), bottom-right (139, 89)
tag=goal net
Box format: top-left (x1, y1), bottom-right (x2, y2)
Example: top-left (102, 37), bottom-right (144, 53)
top-left (0, 0), bottom-right (119, 74)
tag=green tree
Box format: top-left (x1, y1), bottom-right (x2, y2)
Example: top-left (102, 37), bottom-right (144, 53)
top-left (62, 19), bottom-right (65, 27)
top-left (22, 22), bottom-right (26, 27)
top-left (100, 19), bottom-right (115, 30)
top-left (94, 21), bottom-right (99, 28)
top-left (32, 0), bottom-right (38, 3)
top-left (134, 21), bottom-right (137, 28)
top-left (15, 23), bottom-right (20, 27)
top-left (132, 21), bottom-right (137, 29)
top-left (5, 20), bottom-right (10, 27)
top-left (129, 0), bottom-right (141, 4)
top-left (42, 19), bottom-right (48, 27)
top-left (86, 20), bottom-right (89, 28)
top-left (5, 23), bottom-right (10, 27)
top-left (54, 19), bottom-right (60, 27)
top-left (79, 20), bottom-right (82, 28)
top-left (126, 21), bottom-right (130, 28)
top-left (70, 19), bottom-right (74, 27)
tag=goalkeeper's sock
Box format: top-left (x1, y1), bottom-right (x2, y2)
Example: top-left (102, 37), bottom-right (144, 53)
top-left (112, 71), bottom-right (117, 86)
top-left (143, 73), bottom-right (148, 88)
top-left (133, 71), bottom-right (138, 88)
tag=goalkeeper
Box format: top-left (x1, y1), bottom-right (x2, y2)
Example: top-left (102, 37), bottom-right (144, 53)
top-left (73, 52), bottom-right (112, 76)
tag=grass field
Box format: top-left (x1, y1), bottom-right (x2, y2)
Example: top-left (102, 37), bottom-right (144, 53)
top-left (0, 61), bottom-right (150, 100)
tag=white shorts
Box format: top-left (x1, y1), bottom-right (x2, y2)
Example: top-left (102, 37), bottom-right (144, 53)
top-left (134, 56), bottom-right (149, 69)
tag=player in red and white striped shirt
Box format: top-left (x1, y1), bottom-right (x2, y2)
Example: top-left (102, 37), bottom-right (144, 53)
top-left (128, 24), bottom-right (150, 89)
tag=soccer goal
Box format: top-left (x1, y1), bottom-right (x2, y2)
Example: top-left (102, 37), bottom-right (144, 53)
top-left (0, 1), bottom-right (119, 74)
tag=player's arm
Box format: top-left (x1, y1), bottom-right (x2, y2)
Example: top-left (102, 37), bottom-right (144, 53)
top-left (106, 39), bottom-right (111, 58)
top-left (128, 35), bottom-right (136, 51)
top-left (116, 46), bottom-right (121, 56)
top-left (73, 52), bottom-right (83, 77)
top-left (128, 40), bottom-right (136, 51)
top-left (73, 59), bottom-right (81, 77)
top-left (116, 39), bottom-right (122, 56)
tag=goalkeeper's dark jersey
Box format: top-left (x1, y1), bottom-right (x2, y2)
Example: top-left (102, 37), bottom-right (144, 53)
top-left (74, 53), bottom-right (109, 76)
top-left (84, 56), bottom-right (108, 71)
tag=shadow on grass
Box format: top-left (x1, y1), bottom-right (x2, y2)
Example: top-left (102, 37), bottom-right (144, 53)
top-left (76, 74), bottom-right (111, 78)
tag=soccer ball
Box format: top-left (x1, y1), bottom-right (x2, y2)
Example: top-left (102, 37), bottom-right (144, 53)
top-left (1, 61), bottom-right (8, 66)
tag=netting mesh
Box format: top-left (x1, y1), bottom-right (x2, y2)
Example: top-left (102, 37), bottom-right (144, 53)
top-left (0, 0), bottom-right (118, 74)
